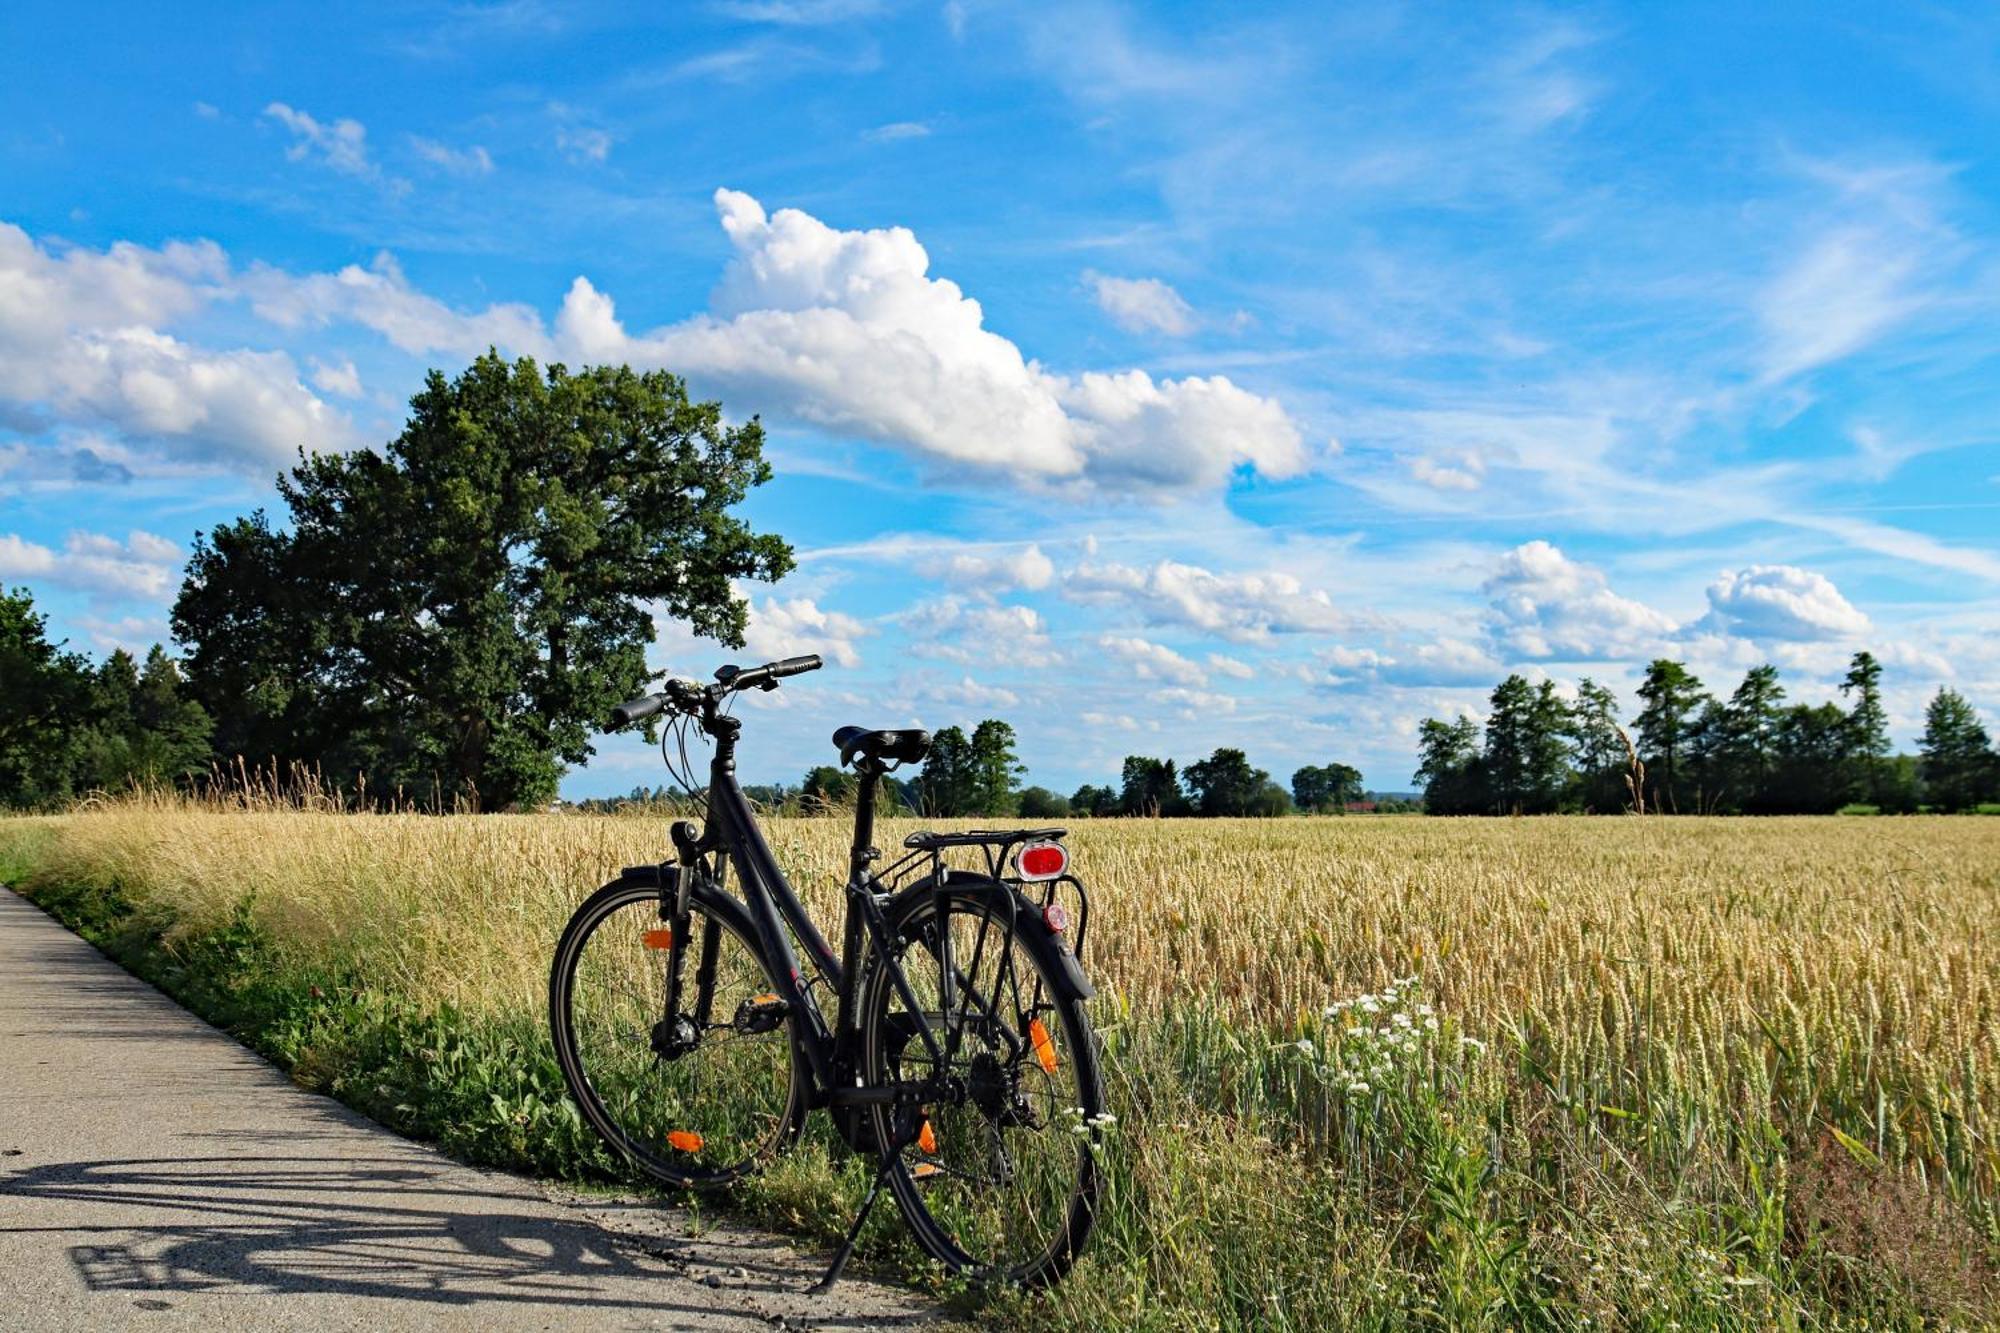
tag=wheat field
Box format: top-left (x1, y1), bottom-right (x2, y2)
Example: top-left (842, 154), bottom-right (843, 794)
top-left (5, 803), bottom-right (1997, 1327)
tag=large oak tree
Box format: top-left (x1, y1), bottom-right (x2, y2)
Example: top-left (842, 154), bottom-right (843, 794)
top-left (173, 353), bottom-right (792, 809)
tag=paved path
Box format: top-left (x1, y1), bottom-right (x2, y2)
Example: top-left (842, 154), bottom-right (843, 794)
top-left (0, 887), bottom-right (940, 1331)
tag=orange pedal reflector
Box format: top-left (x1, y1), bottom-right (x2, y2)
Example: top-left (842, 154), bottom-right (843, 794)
top-left (642, 928), bottom-right (675, 950)
top-left (912, 1163), bottom-right (943, 1180)
top-left (752, 992), bottom-right (779, 1004)
top-left (1028, 1019), bottom-right (1059, 1074)
top-left (667, 1130), bottom-right (704, 1153)
top-left (917, 1119), bottom-right (937, 1155)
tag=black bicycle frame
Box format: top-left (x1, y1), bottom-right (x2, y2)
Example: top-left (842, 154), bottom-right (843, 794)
top-left (682, 714), bottom-right (947, 1107)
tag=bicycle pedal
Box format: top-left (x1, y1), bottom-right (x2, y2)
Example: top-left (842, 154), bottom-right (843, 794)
top-left (733, 992), bottom-right (790, 1034)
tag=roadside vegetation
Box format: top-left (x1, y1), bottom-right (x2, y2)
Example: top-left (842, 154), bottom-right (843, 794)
top-left (5, 800), bottom-right (1996, 1327)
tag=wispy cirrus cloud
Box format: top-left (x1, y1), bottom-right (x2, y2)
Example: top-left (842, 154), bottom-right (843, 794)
top-left (1087, 272), bottom-right (1196, 336)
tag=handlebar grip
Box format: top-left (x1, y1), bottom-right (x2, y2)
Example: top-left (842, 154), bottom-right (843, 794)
top-left (609, 693), bottom-right (666, 727)
top-left (723, 654), bottom-right (824, 692)
top-left (767, 654), bottom-right (823, 680)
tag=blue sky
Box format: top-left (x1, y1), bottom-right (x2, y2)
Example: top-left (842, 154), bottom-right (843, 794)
top-left (4, 1), bottom-right (1998, 798)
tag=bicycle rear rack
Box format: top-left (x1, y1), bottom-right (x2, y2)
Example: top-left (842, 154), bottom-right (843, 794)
top-left (871, 827), bottom-right (1092, 966)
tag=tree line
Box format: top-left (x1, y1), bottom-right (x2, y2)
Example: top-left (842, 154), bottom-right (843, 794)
top-left (0, 591), bottom-right (212, 806)
top-left (1062, 753), bottom-right (1383, 819)
top-left (1415, 652), bottom-right (2000, 815)
top-left (2, 354), bottom-right (790, 811)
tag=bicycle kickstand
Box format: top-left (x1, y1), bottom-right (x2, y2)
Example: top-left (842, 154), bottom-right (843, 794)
top-left (808, 1122), bottom-right (919, 1294)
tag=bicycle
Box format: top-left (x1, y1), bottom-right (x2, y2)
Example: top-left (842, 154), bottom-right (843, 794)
top-left (549, 654), bottom-right (1105, 1291)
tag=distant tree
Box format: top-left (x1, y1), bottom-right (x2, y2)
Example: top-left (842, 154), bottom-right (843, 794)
top-left (1415, 715), bottom-right (1486, 815)
top-left (0, 588), bottom-right (92, 806)
top-left (1292, 762), bottom-right (1365, 813)
top-left (1483, 675), bottom-right (1571, 813)
top-left (1017, 785), bottom-right (1071, 819)
top-left (1840, 651), bottom-right (1892, 806)
top-left (916, 725), bottom-right (977, 816)
top-left (1768, 703), bottom-right (1856, 814)
top-left (1874, 754), bottom-right (1923, 815)
top-left (739, 781), bottom-right (797, 807)
top-left (1635, 659), bottom-right (1708, 813)
top-left (1684, 697), bottom-right (1732, 814)
top-left (1919, 688), bottom-right (1997, 812)
top-left (968, 719), bottom-right (1024, 816)
top-left (1245, 780), bottom-right (1294, 817)
top-left (1119, 755), bottom-right (1187, 817)
top-left (1069, 783), bottom-right (1119, 817)
top-left (799, 764), bottom-right (855, 813)
top-left (1566, 677), bottom-right (1629, 813)
top-left (1184, 747), bottom-right (1277, 817)
top-left (1722, 665), bottom-right (1787, 813)
top-left (173, 353), bottom-right (791, 810)
top-left (1841, 652), bottom-right (1889, 759)
top-left (82, 646), bottom-right (212, 791)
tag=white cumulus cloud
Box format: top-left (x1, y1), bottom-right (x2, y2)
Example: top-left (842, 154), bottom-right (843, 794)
top-left (935, 543), bottom-right (1055, 591)
top-left (0, 224), bottom-right (351, 470)
top-left (1066, 556), bottom-right (1346, 643)
top-left (262, 190), bottom-right (1303, 495)
top-left (902, 597), bottom-right (1051, 662)
top-left (1482, 540), bottom-right (1675, 659)
top-left (1695, 564), bottom-right (1870, 642)
top-left (740, 593), bottom-right (867, 668)
top-left (1097, 634), bottom-right (1210, 686)
top-left (0, 529), bottom-right (182, 602)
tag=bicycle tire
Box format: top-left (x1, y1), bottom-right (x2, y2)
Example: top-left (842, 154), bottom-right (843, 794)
top-left (550, 873), bottom-right (804, 1188)
top-left (858, 874), bottom-right (1105, 1286)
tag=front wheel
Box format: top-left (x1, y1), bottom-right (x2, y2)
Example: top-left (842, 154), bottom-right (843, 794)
top-left (859, 876), bottom-right (1105, 1286)
top-left (550, 875), bottom-right (803, 1188)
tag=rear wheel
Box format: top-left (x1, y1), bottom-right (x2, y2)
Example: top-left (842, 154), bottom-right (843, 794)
top-left (550, 877), bottom-right (803, 1187)
top-left (859, 878), bottom-right (1104, 1286)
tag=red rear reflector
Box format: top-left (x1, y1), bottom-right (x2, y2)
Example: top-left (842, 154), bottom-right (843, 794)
top-left (1017, 842), bottom-right (1067, 881)
top-left (642, 928), bottom-right (674, 950)
top-left (1042, 903), bottom-right (1070, 934)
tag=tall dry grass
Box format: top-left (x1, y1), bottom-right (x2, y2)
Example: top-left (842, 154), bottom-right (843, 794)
top-left (6, 798), bottom-right (1998, 1326)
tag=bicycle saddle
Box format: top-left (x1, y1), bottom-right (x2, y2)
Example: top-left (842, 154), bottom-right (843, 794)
top-left (833, 726), bottom-right (931, 767)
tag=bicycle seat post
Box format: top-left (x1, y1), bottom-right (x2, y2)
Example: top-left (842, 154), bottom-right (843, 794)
top-left (848, 762), bottom-right (882, 880)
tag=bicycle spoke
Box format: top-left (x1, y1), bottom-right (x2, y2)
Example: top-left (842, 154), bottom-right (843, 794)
top-left (863, 889), bottom-right (1102, 1285)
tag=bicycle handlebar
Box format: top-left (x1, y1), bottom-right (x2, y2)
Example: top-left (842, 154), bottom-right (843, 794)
top-left (607, 654), bottom-right (824, 728)
top-left (608, 693), bottom-right (667, 727)
top-left (724, 654), bottom-right (823, 692)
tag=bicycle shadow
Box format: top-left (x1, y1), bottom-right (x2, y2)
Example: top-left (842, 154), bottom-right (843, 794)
top-left (0, 1149), bottom-right (931, 1326)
